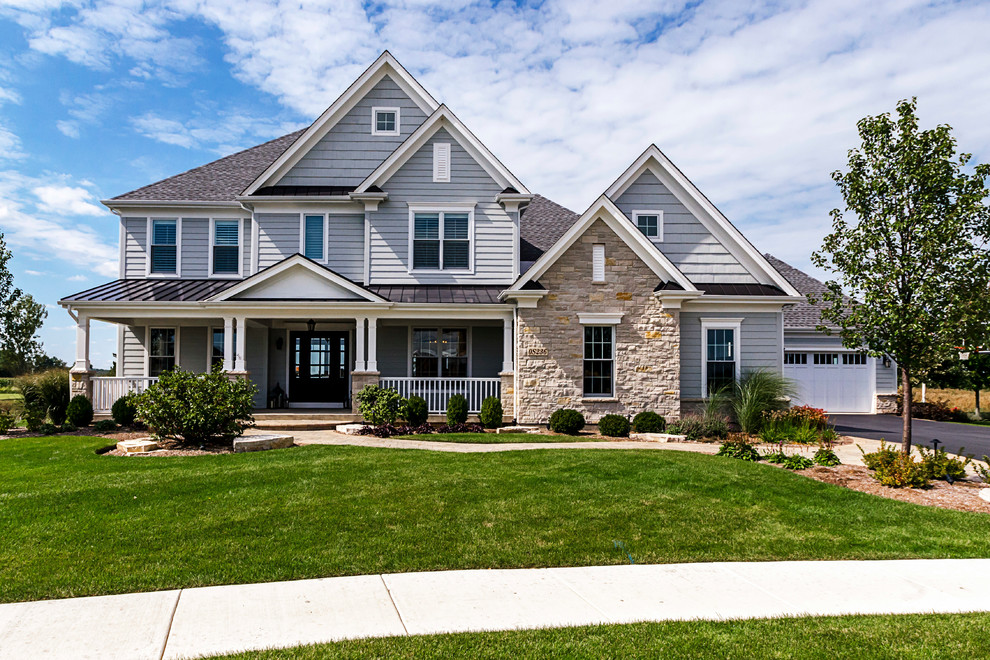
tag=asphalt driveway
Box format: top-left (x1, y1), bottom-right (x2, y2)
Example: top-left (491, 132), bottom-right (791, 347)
top-left (830, 414), bottom-right (990, 457)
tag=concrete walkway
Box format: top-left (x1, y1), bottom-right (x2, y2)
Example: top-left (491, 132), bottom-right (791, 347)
top-left (3, 559), bottom-right (990, 659)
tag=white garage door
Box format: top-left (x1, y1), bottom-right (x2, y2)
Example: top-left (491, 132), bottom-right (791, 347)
top-left (783, 352), bottom-right (873, 413)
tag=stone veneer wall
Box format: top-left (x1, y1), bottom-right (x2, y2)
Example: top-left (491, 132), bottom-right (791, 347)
top-left (515, 219), bottom-right (680, 424)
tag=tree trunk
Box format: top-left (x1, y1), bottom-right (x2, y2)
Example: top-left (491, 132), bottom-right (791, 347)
top-left (901, 367), bottom-right (913, 454)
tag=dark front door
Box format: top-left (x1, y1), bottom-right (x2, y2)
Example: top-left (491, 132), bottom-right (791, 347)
top-left (290, 331), bottom-right (349, 404)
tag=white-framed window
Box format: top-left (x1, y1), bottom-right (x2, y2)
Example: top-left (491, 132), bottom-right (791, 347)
top-left (701, 318), bottom-right (742, 396)
top-left (843, 353), bottom-right (867, 365)
top-left (814, 353), bottom-right (839, 365)
top-left (784, 352), bottom-right (807, 365)
top-left (210, 327), bottom-right (225, 370)
top-left (433, 142), bottom-right (451, 182)
top-left (633, 210), bottom-right (663, 240)
top-left (148, 218), bottom-right (179, 276)
top-left (300, 214), bottom-right (325, 261)
top-left (583, 325), bottom-right (614, 397)
top-left (592, 244), bottom-right (605, 282)
top-left (371, 106), bottom-right (400, 136)
top-left (210, 218), bottom-right (242, 277)
top-left (408, 206), bottom-right (474, 272)
top-left (148, 327), bottom-right (177, 377)
top-left (411, 328), bottom-right (468, 377)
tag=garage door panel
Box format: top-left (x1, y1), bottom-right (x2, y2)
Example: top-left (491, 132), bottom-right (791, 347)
top-left (784, 352), bottom-right (872, 413)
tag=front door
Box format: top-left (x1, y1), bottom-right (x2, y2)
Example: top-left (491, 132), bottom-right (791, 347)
top-left (290, 331), bottom-right (349, 404)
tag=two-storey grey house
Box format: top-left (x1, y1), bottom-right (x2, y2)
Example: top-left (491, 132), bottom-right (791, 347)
top-left (60, 52), bottom-right (896, 422)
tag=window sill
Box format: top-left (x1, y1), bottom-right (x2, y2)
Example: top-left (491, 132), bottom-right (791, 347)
top-left (209, 274), bottom-right (243, 280)
top-left (581, 397), bottom-right (618, 403)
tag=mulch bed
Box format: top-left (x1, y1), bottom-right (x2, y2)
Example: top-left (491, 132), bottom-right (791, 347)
top-left (0, 428), bottom-right (148, 441)
top-left (103, 441), bottom-right (234, 457)
top-left (797, 464), bottom-right (990, 514)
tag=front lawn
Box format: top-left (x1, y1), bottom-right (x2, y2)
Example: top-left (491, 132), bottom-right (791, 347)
top-left (394, 432), bottom-right (593, 443)
top-left (0, 392), bottom-right (22, 401)
top-left (2, 436), bottom-right (990, 603)
top-left (209, 612), bottom-right (990, 659)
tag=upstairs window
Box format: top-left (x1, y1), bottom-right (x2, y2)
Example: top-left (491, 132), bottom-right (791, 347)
top-left (411, 210), bottom-right (471, 271)
top-left (212, 220), bottom-right (240, 275)
top-left (150, 219), bottom-right (177, 274)
top-left (303, 215), bottom-right (324, 260)
top-left (372, 107), bottom-right (399, 136)
top-left (633, 210), bottom-right (662, 239)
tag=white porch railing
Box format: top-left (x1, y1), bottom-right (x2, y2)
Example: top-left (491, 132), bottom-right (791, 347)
top-left (379, 377), bottom-right (500, 414)
top-left (92, 377), bottom-right (159, 413)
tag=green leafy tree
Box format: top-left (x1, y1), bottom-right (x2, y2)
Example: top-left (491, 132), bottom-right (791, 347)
top-left (929, 351), bottom-right (990, 416)
top-left (813, 98), bottom-right (990, 453)
top-left (0, 294), bottom-right (47, 375)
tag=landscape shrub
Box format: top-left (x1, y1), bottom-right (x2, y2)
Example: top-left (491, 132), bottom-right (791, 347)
top-left (446, 394), bottom-right (469, 425)
top-left (402, 395), bottom-right (429, 426)
top-left (136, 369), bottom-right (255, 445)
top-left (871, 453), bottom-right (928, 488)
top-left (39, 423), bottom-right (58, 435)
top-left (666, 415), bottom-right (704, 441)
top-left (732, 369), bottom-right (793, 433)
top-left (716, 437), bottom-right (760, 461)
top-left (23, 407), bottom-right (44, 432)
top-left (549, 408), bottom-right (585, 435)
top-left (860, 441), bottom-right (900, 472)
top-left (479, 396), bottom-right (503, 429)
top-left (820, 426), bottom-right (840, 448)
top-left (896, 397), bottom-right (954, 421)
top-left (762, 448), bottom-right (788, 463)
top-left (359, 422), bottom-right (484, 438)
top-left (813, 447), bottom-right (841, 466)
top-left (355, 384), bottom-right (405, 426)
top-left (975, 458), bottom-right (990, 483)
top-left (60, 422), bottom-right (77, 433)
top-left (703, 417), bottom-right (729, 440)
top-left (632, 411), bottom-right (665, 433)
top-left (597, 414), bottom-right (630, 438)
top-left (111, 394), bottom-right (138, 426)
top-left (16, 369), bottom-right (70, 425)
top-left (0, 404), bottom-right (15, 434)
top-left (917, 445), bottom-right (971, 482)
top-left (769, 405), bottom-right (828, 428)
top-left (66, 394), bottom-right (94, 427)
top-left (781, 454), bottom-right (814, 470)
top-left (791, 419), bottom-right (820, 444)
top-left (93, 419), bottom-right (118, 434)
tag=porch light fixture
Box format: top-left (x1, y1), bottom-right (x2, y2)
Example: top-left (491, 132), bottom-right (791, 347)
top-left (882, 355), bottom-right (891, 368)
top-left (307, 319), bottom-right (316, 333)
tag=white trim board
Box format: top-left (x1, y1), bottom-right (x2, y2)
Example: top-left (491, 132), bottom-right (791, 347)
top-left (207, 254), bottom-right (387, 303)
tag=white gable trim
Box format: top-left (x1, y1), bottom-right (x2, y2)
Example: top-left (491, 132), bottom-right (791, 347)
top-left (605, 145), bottom-right (801, 297)
top-left (507, 195), bottom-right (697, 292)
top-left (208, 254), bottom-right (387, 303)
top-left (355, 105), bottom-right (530, 194)
top-left (242, 52), bottom-right (440, 196)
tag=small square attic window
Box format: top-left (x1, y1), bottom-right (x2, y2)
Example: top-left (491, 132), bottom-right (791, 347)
top-left (372, 107), bottom-right (399, 136)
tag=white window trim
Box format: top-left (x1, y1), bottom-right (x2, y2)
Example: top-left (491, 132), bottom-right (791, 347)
top-left (582, 324), bottom-right (616, 399)
top-left (433, 142), bottom-right (451, 183)
top-left (145, 325), bottom-right (180, 377)
top-left (371, 106), bottom-right (400, 136)
top-left (299, 213), bottom-right (328, 263)
top-left (146, 217), bottom-right (182, 278)
top-left (406, 204), bottom-right (476, 274)
top-left (406, 326), bottom-right (473, 378)
top-left (209, 217), bottom-right (244, 279)
top-left (207, 326), bottom-right (224, 372)
top-left (701, 318), bottom-right (742, 397)
top-left (578, 312), bottom-right (624, 325)
top-left (632, 209), bottom-right (663, 241)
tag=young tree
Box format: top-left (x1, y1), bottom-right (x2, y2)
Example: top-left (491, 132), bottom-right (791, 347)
top-left (0, 233), bottom-right (52, 375)
top-left (813, 98), bottom-right (990, 453)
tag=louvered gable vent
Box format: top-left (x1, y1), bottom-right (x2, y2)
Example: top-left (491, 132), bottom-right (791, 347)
top-left (433, 142), bottom-right (450, 182)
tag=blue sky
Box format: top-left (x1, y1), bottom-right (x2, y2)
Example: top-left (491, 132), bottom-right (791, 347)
top-left (1, 0), bottom-right (989, 369)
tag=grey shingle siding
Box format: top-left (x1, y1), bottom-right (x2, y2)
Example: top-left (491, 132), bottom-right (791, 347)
top-left (371, 128), bottom-right (513, 284)
top-left (278, 75), bottom-right (428, 188)
top-left (680, 311), bottom-right (783, 398)
top-left (614, 171), bottom-right (756, 283)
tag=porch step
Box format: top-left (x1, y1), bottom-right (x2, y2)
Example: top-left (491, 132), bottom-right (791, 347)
top-left (253, 413), bottom-right (359, 422)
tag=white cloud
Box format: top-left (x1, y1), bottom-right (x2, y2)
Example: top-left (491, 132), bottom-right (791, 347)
top-left (131, 110), bottom-right (302, 154)
top-left (0, 122), bottom-right (24, 160)
top-left (32, 184), bottom-right (107, 216)
top-left (56, 120), bottom-right (80, 138)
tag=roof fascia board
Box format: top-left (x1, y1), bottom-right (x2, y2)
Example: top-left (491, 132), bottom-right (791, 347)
top-left (209, 255), bottom-right (386, 302)
top-left (355, 106), bottom-right (530, 194)
top-left (104, 200), bottom-right (246, 213)
top-left (605, 146), bottom-right (801, 297)
top-left (508, 195), bottom-right (696, 292)
top-left (242, 53), bottom-right (440, 196)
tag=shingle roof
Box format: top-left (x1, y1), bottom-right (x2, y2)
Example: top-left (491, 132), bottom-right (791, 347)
top-left (519, 194), bottom-right (580, 262)
top-left (112, 130), bottom-right (306, 202)
top-left (765, 254), bottom-right (849, 329)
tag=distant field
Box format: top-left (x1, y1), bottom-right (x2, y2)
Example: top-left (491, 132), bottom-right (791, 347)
top-left (914, 388), bottom-right (989, 411)
top-left (0, 393), bottom-right (22, 401)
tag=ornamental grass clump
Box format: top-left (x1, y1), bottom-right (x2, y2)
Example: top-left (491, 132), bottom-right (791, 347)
top-left (731, 369), bottom-right (794, 434)
top-left (136, 369), bottom-right (255, 445)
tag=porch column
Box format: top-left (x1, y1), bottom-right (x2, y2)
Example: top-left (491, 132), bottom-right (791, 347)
top-left (502, 315), bottom-right (514, 372)
top-left (222, 316), bottom-right (234, 372)
top-left (70, 312), bottom-right (93, 401)
top-left (234, 316), bottom-right (247, 372)
top-left (354, 316), bottom-right (367, 371)
top-left (367, 317), bottom-right (378, 372)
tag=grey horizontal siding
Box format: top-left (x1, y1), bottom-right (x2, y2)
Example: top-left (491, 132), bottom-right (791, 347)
top-left (123, 217), bottom-right (146, 278)
top-left (278, 75), bottom-right (429, 187)
top-left (371, 128), bottom-right (514, 284)
top-left (242, 218), bottom-right (252, 276)
top-left (614, 171), bottom-right (756, 284)
top-left (122, 325), bottom-right (145, 376)
top-left (180, 218), bottom-right (208, 278)
top-left (877, 360), bottom-right (897, 394)
top-left (783, 333), bottom-right (846, 349)
top-left (257, 213), bottom-right (300, 268)
top-left (327, 214), bottom-right (364, 280)
top-left (680, 311), bottom-right (783, 398)
top-left (179, 326), bottom-right (208, 372)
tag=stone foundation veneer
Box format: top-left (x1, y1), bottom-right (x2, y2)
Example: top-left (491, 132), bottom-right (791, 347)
top-left (875, 394), bottom-right (898, 414)
top-left (350, 371), bottom-right (381, 416)
top-left (515, 219), bottom-right (680, 424)
top-left (499, 371), bottom-right (515, 420)
top-left (69, 367), bottom-right (93, 401)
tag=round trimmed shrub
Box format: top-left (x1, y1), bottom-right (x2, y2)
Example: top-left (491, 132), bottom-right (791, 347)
top-left (479, 397), bottom-right (503, 429)
top-left (597, 414), bottom-right (630, 438)
top-left (446, 394), bottom-right (469, 425)
top-left (111, 394), bottom-right (138, 426)
top-left (66, 394), bottom-right (94, 427)
top-left (93, 419), bottom-right (118, 434)
top-left (403, 395), bottom-right (429, 426)
top-left (632, 411), bottom-right (665, 433)
top-left (355, 384), bottom-right (404, 426)
top-left (549, 408), bottom-right (585, 435)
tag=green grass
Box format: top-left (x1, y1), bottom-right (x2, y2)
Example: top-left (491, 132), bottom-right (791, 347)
top-left (0, 392), bottom-right (22, 401)
top-left (2, 436), bottom-right (990, 603)
top-left (394, 432), bottom-right (592, 443)
top-left (209, 613), bottom-right (990, 659)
